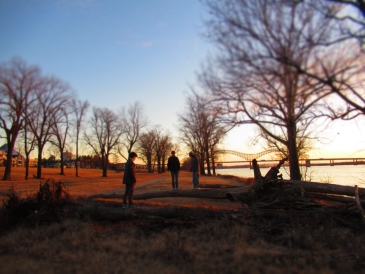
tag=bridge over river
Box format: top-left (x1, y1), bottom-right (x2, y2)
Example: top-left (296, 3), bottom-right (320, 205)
top-left (216, 150), bottom-right (365, 168)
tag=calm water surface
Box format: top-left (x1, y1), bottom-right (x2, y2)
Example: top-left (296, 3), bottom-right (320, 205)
top-left (213, 165), bottom-right (365, 188)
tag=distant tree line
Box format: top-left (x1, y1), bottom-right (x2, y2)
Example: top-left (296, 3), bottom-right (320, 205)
top-left (0, 57), bottom-right (224, 180)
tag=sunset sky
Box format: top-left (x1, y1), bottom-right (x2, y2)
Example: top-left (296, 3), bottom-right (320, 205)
top-left (0, 0), bottom-right (363, 161)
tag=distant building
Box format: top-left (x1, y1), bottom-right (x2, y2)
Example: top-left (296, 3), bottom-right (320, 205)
top-left (62, 150), bottom-right (72, 161)
top-left (0, 144), bottom-right (25, 167)
top-left (0, 150), bottom-right (6, 166)
top-left (29, 158), bottom-right (38, 167)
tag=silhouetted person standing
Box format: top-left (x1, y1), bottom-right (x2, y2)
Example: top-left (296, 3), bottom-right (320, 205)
top-left (189, 151), bottom-right (199, 189)
top-left (123, 152), bottom-right (138, 208)
top-left (167, 150), bottom-right (180, 190)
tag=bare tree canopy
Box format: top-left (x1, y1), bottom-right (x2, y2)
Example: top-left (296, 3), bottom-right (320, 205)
top-left (178, 91), bottom-right (230, 175)
top-left (70, 99), bottom-right (89, 177)
top-left (26, 76), bottom-right (75, 179)
top-left (138, 129), bottom-right (157, 173)
top-left (49, 103), bottom-right (72, 176)
top-left (118, 101), bottom-right (148, 161)
top-left (200, 0), bottom-right (364, 180)
top-left (0, 58), bottom-right (72, 180)
top-left (0, 58), bottom-right (41, 180)
top-left (153, 125), bottom-right (173, 173)
top-left (84, 107), bottom-right (122, 177)
top-left (294, 0), bottom-right (365, 119)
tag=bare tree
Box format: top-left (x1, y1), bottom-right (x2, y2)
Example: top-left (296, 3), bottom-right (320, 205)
top-left (17, 124), bottom-right (36, 179)
top-left (26, 77), bottom-right (74, 179)
top-left (84, 107), bottom-right (122, 177)
top-left (178, 92), bottom-right (230, 175)
top-left (200, 0), bottom-right (362, 180)
top-left (49, 104), bottom-right (71, 175)
top-left (153, 125), bottom-right (173, 173)
top-left (287, 0), bottom-right (365, 120)
top-left (0, 58), bottom-right (41, 180)
top-left (118, 101), bottom-right (148, 161)
top-left (315, 0), bottom-right (364, 48)
top-left (70, 99), bottom-right (89, 177)
top-left (138, 129), bottom-right (156, 173)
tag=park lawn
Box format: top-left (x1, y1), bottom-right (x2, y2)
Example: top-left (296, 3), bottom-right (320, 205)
top-left (0, 167), bottom-right (248, 209)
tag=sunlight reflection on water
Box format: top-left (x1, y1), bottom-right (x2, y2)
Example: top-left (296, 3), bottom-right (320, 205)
top-left (213, 165), bottom-right (365, 188)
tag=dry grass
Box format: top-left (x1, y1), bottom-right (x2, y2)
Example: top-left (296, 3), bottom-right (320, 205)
top-left (0, 167), bottom-right (246, 210)
top-left (0, 167), bottom-right (166, 200)
top-left (1, 218), bottom-right (365, 274)
top-left (1, 167), bottom-right (365, 273)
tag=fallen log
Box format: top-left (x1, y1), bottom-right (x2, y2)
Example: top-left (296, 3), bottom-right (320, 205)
top-left (198, 184), bottom-right (241, 189)
top-left (285, 180), bottom-right (365, 197)
top-left (77, 202), bottom-right (236, 222)
top-left (88, 187), bottom-right (250, 201)
top-left (226, 159), bottom-right (365, 207)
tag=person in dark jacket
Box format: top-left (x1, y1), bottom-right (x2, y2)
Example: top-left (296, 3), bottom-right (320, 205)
top-left (189, 151), bottom-right (199, 189)
top-left (167, 150), bottom-right (180, 190)
top-left (123, 152), bottom-right (138, 208)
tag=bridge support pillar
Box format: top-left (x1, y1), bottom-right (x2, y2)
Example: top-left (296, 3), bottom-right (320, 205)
top-left (330, 159), bottom-right (334, 166)
top-left (305, 159), bottom-right (311, 167)
top-left (249, 161), bottom-right (253, 169)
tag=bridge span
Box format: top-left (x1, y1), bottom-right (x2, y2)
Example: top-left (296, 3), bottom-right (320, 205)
top-left (215, 158), bottom-right (365, 168)
top-left (217, 149), bottom-right (277, 161)
top-left (216, 150), bottom-right (365, 167)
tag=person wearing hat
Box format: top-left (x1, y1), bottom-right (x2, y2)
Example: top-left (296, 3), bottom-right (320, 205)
top-left (189, 151), bottom-right (200, 189)
top-left (167, 150), bottom-right (180, 190)
top-left (122, 152), bottom-right (138, 208)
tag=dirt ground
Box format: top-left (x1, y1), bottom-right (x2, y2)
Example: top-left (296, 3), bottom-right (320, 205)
top-left (0, 167), bottom-right (250, 210)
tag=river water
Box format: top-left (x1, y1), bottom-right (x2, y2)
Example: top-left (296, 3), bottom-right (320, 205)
top-left (212, 165), bottom-right (365, 188)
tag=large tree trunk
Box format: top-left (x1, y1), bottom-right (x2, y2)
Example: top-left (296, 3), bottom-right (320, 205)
top-left (3, 135), bottom-right (18, 180)
top-left (60, 154), bottom-right (65, 175)
top-left (36, 146), bottom-right (43, 179)
top-left (287, 121), bottom-right (301, 180)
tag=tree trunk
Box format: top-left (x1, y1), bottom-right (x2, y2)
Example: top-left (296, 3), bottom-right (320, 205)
top-left (3, 136), bottom-right (16, 180)
top-left (205, 146), bottom-right (211, 175)
top-left (25, 154), bottom-right (30, 180)
top-left (75, 134), bottom-right (79, 177)
top-left (36, 146), bottom-right (43, 179)
top-left (60, 154), bottom-right (65, 175)
top-left (287, 122), bottom-right (301, 180)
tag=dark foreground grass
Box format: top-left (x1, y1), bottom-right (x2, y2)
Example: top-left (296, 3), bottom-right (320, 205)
top-left (1, 216), bottom-right (365, 274)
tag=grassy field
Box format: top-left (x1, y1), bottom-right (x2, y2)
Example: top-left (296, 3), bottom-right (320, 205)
top-left (1, 167), bottom-right (365, 273)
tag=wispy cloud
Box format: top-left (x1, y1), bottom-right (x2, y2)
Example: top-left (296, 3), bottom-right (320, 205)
top-left (139, 40), bottom-right (155, 48)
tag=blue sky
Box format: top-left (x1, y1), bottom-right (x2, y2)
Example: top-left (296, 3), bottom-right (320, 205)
top-left (0, 0), bottom-right (364, 159)
top-left (0, 0), bottom-right (210, 147)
